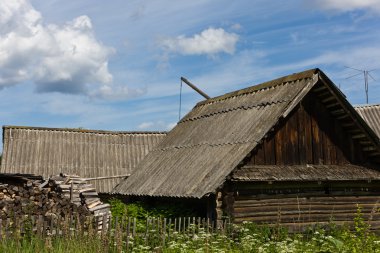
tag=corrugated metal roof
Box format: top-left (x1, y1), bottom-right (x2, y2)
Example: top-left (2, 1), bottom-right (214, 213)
top-left (232, 165), bottom-right (380, 181)
top-left (113, 68), bottom-right (380, 198)
top-left (355, 104), bottom-right (380, 139)
top-left (1, 126), bottom-right (166, 193)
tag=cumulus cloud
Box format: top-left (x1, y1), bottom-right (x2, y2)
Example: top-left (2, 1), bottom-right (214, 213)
top-left (160, 28), bottom-right (239, 56)
top-left (311, 0), bottom-right (380, 14)
top-left (0, 0), bottom-right (133, 99)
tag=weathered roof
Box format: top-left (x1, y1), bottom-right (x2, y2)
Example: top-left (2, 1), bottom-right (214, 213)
top-left (1, 126), bottom-right (166, 193)
top-left (232, 165), bottom-right (380, 182)
top-left (355, 104), bottom-right (380, 139)
top-left (113, 68), bottom-right (380, 198)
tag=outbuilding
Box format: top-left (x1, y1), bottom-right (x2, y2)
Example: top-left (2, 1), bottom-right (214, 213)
top-left (1, 126), bottom-right (166, 193)
top-left (114, 69), bottom-right (380, 230)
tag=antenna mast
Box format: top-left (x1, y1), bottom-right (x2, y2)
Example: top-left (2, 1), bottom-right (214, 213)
top-left (344, 66), bottom-right (376, 104)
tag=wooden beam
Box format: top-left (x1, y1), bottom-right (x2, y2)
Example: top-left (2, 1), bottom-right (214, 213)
top-left (363, 146), bottom-right (377, 152)
top-left (352, 133), bottom-right (366, 139)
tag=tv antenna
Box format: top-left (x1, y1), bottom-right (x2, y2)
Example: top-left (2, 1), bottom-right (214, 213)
top-left (344, 66), bottom-right (377, 104)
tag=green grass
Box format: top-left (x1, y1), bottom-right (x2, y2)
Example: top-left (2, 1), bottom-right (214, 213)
top-left (1, 220), bottom-right (380, 253)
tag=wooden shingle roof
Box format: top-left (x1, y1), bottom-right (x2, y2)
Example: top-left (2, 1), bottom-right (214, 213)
top-left (113, 69), bottom-right (380, 198)
top-left (1, 126), bottom-right (166, 193)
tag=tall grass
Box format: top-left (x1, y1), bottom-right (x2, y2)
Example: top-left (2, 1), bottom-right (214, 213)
top-left (1, 215), bottom-right (380, 253)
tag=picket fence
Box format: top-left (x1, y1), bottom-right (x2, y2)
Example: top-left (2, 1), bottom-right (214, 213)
top-left (0, 214), bottom-right (232, 241)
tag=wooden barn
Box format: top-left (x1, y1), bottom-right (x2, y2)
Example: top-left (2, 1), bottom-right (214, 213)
top-left (1, 126), bottom-right (166, 193)
top-left (113, 69), bottom-right (380, 230)
top-left (355, 104), bottom-right (380, 139)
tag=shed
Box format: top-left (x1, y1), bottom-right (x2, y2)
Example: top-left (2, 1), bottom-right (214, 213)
top-left (1, 126), bottom-right (166, 193)
top-left (113, 69), bottom-right (380, 230)
top-left (355, 104), bottom-right (380, 139)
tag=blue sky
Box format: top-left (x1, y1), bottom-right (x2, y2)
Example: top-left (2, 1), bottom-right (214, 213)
top-left (1, 0), bottom-right (380, 151)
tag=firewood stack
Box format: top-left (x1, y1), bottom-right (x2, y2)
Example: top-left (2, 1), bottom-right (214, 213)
top-left (49, 174), bottom-right (111, 219)
top-left (0, 173), bottom-right (111, 226)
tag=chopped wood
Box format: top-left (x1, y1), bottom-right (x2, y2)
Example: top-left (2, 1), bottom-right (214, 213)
top-left (0, 173), bottom-right (111, 232)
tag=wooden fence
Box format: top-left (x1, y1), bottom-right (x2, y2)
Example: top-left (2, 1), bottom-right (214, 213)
top-left (0, 214), bottom-right (232, 241)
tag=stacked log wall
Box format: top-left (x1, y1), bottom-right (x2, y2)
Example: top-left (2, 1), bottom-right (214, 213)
top-left (229, 181), bottom-right (380, 232)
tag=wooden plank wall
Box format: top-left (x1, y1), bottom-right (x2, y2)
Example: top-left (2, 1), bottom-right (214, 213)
top-left (231, 182), bottom-right (380, 232)
top-left (248, 94), bottom-right (367, 165)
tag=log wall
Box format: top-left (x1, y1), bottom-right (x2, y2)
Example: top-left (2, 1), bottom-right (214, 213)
top-left (229, 181), bottom-right (380, 232)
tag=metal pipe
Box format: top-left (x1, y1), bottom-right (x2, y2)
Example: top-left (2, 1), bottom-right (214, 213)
top-left (180, 77), bottom-right (210, 99)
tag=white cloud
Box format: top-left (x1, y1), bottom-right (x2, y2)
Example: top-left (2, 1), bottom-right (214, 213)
top-left (138, 121), bottom-right (176, 131)
top-left (160, 27), bottom-right (239, 56)
top-left (90, 85), bottom-right (147, 101)
top-left (0, 0), bottom-right (119, 97)
top-left (312, 0), bottom-right (380, 14)
top-left (138, 122), bottom-right (154, 129)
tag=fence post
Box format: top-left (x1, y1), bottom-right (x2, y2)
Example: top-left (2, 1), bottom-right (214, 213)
top-left (168, 218), bottom-right (172, 241)
top-left (101, 213), bottom-right (108, 238)
top-left (163, 218), bottom-right (167, 246)
top-left (145, 217), bottom-right (149, 241)
top-left (132, 218), bottom-right (136, 238)
top-left (126, 217), bottom-right (131, 252)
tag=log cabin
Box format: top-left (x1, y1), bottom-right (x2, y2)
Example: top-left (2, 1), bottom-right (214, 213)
top-left (113, 69), bottom-right (380, 231)
top-left (1, 126), bottom-right (166, 193)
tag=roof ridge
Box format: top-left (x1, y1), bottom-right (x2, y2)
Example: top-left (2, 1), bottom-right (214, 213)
top-left (355, 104), bottom-right (380, 108)
top-left (3, 125), bottom-right (167, 135)
top-left (195, 68), bottom-right (319, 108)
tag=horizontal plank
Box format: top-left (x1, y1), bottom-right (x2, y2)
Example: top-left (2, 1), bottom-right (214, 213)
top-left (234, 195), bottom-right (380, 205)
top-left (233, 212), bottom-right (380, 223)
top-left (234, 203), bottom-right (380, 213)
top-left (233, 208), bottom-right (380, 218)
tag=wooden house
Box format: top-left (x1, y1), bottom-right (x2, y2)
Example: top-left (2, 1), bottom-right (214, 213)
top-left (1, 126), bottom-right (166, 193)
top-left (113, 69), bottom-right (380, 230)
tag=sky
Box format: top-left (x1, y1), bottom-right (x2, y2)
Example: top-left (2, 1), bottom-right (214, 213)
top-left (1, 0), bottom-right (380, 151)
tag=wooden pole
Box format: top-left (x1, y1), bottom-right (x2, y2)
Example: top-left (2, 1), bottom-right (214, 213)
top-left (181, 77), bottom-right (210, 99)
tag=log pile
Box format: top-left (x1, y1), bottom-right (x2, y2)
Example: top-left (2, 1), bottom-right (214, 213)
top-left (49, 174), bottom-right (111, 219)
top-left (0, 173), bottom-right (110, 224)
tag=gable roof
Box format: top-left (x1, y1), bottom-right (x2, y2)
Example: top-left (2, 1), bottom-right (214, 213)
top-left (355, 104), bottom-right (380, 139)
top-left (113, 69), bottom-right (380, 198)
top-left (1, 126), bottom-right (166, 193)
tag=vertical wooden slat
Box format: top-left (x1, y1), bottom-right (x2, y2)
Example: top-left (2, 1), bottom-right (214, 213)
top-left (126, 217), bottom-right (131, 252)
top-left (168, 218), bottom-right (172, 241)
top-left (133, 218), bottom-right (136, 237)
top-left (163, 218), bottom-right (167, 245)
top-left (274, 121), bottom-right (285, 165)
